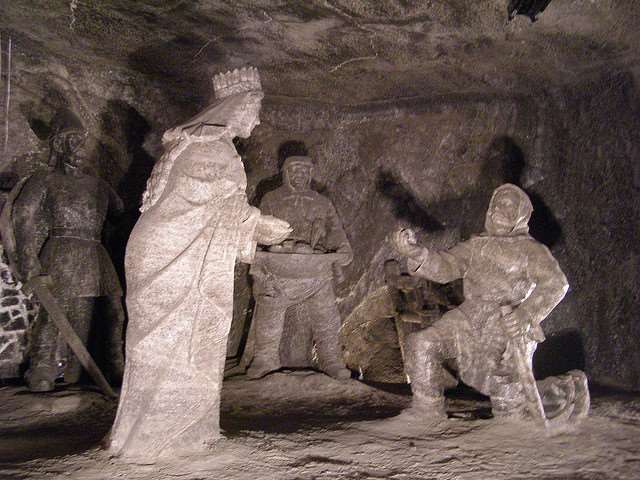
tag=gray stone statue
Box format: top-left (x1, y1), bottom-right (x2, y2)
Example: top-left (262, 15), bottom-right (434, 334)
top-left (393, 184), bottom-right (589, 427)
top-left (245, 155), bottom-right (352, 380)
top-left (107, 67), bottom-right (291, 459)
top-left (0, 108), bottom-right (125, 392)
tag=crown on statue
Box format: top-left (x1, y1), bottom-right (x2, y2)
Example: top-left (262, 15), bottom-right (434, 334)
top-left (212, 66), bottom-right (262, 99)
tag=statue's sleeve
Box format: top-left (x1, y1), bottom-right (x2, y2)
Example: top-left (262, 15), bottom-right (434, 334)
top-left (11, 174), bottom-right (50, 280)
top-left (407, 239), bottom-right (472, 284)
top-left (517, 241), bottom-right (569, 328)
top-left (236, 198), bottom-right (260, 264)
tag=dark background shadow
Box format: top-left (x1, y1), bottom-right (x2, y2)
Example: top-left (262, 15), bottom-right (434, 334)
top-left (533, 329), bottom-right (586, 379)
top-left (377, 170), bottom-right (445, 232)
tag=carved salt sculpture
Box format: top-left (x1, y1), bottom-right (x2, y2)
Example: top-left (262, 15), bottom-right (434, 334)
top-left (393, 184), bottom-right (589, 427)
top-left (340, 260), bottom-right (460, 383)
top-left (246, 156), bottom-right (352, 380)
top-left (0, 108), bottom-right (125, 392)
top-left (107, 67), bottom-right (291, 458)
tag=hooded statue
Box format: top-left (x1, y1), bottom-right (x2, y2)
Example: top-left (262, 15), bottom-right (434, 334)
top-left (106, 67), bottom-right (291, 459)
top-left (392, 184), bottom-right (589, 427)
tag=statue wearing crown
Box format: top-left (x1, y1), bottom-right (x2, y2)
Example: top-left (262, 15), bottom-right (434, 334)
top-left (107, 67), bottom-right (291, 459)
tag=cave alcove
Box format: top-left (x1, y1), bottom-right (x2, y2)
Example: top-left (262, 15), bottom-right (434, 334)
top-left (0, 1), bottom-right (639, 478)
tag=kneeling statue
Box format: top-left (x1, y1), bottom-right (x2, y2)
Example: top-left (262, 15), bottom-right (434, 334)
top-left (393, 184), bottom-right (589, 428)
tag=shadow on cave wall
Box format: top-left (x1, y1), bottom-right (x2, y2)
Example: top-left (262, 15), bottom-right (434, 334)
top-left (20, 85), bottom-right (75, 145)
top-left (126, 9), bottom-right (250, 114)
top-left (128, 35), bottom-right (215, 112)
top-left (350, 135), bottom-right (566, 264)
top-left (429, 135), bottom-right (564, 246)
top-left (533, 329), bottom-right (586, 379)
top-left (487, 135), bottom-right (563, 247)
top-left (103, 101), bottom-right (155, 288)
top-left (377, 170), bottom-right (444, 232)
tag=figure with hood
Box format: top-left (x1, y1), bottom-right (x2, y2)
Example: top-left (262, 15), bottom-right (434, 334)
top-left (0, 108), bottom-right (125, 392)
top-left (392, 184), bottom-right (589, 425)
top-left (107, 67), bottom-right (291, 459)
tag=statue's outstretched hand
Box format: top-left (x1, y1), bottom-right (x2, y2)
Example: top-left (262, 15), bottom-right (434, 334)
top-left (256, 215), bottom-right (293, 245)
top-left (392, 228), bottom-right (424, 259)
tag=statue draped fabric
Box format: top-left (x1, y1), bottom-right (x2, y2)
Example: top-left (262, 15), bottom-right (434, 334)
top-left (108, 90), bottom-right (267, 458)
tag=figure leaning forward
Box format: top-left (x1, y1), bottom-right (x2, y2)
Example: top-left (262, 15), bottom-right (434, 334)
top-left (392, 184), bottom-right (589, 428)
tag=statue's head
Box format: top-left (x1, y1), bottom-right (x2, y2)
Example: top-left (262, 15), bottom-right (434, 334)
top-left (283, 155), bottom-right (313, 191)
top-left (141, 67), bottom-right (264, 213)
top-left (485, 183), bottom-right (533, 236)
top-left (48, 108), bottom-right (88, 170)
top-left (212, 66), bottom-right (263, 139)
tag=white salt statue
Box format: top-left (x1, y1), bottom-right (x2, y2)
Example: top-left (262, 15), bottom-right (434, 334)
top-left (107, 67), bottom-right (291, 458)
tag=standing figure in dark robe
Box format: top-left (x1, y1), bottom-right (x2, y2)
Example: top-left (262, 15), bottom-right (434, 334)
top-left (1, 108), bottom-right (125, 392)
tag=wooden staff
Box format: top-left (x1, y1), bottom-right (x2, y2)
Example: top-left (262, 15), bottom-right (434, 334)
top-left (500, 305), bottom-right (548, 429)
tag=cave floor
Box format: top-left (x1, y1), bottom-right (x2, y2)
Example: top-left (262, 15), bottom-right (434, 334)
top-left (1, 371), bottom-right (639, 480)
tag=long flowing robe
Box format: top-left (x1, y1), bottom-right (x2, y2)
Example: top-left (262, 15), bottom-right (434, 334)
top-left (108, 130), bottom-right (260, 458)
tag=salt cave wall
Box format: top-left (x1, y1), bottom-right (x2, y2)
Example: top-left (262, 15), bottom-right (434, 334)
top-left (528, 73), bottom-right (640, 390)
top-left (236, 76), bottom-right (640, 391)
top-left (0, 36), bottom-right (636, 390)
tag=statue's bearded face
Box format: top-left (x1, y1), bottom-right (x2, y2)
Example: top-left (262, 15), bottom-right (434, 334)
top-left (285, 164), bottom-right (312, 191)
top-left (488, 190), bottom-right (520, 234)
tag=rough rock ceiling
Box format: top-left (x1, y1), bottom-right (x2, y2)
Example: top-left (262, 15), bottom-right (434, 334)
top-left (3, 0), bottom-right (640, 107)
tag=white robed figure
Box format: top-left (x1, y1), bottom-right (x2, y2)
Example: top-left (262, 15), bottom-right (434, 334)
top-left (107, 67), bottom-right (291, 458)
